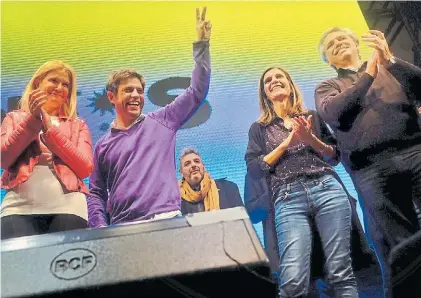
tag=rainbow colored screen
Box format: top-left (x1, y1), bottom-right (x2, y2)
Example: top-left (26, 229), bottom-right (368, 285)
top-left (1, 1), bottom-right (372, 241)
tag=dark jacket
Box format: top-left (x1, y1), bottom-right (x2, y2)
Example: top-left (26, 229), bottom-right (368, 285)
top-left (181, 178), bottom-right (244, 214)
top-left (244, 109), bottom-right (376, 276)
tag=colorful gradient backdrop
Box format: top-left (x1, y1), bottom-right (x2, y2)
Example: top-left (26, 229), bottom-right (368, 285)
top-left (1, 1), bottom-right (372, 242)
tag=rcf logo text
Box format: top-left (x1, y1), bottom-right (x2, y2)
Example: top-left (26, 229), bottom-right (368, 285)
top-left (50, 248), bottom-right (97, 280)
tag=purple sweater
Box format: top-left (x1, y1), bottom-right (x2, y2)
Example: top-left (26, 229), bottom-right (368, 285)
top-left (87, 41), bottom-right (211, 227)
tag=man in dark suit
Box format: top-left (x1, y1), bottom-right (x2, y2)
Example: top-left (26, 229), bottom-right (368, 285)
top-left (178, 148), bottom-right (243, 214)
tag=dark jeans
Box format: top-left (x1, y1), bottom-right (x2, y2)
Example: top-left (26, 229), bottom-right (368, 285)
top-left (1, 214), bottom-right (87, 240)
top-left (352, 145), bottom-right (421, 298)
top-left (274, 174), bottom-right (358, 298)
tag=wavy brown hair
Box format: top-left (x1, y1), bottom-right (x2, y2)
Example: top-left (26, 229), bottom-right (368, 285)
top-left (258, 67), bottom-right (307, 125)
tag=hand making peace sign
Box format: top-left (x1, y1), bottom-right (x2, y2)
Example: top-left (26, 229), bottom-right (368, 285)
top-left (196, 7), bottom-right (212, 41)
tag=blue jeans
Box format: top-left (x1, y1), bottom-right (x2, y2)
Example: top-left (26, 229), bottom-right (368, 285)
top-left (274, 174), bottom-right (358, 298)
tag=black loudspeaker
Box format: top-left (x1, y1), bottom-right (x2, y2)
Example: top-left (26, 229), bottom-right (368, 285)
top-left (1, 207), bottom-right (276, 298)
top-left (389, 230), bottom-right (421, 297)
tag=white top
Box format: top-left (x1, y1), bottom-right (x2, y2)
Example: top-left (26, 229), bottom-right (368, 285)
top-left (1, 117), bottom-right (88, 220)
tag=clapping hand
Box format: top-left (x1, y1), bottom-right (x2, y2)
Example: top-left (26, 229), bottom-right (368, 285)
top-left (365, 51), bottom-right (379, 78)
top-left (28, 89), bottom-right (48, 118)
top-left (291, 115), bottom-right (314, 145)
top-left (361, 30), bottom-right (393, 66)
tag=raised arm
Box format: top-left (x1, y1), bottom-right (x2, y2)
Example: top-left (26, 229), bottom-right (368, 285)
top-left (384, 57), bottom-right (421, 105)
top-left (314, 76), bottom-right (371, 128)
top-left (315, 49), bottom-right (380, 129)
top-left (150, 7), bottom-right (211, 130)
top-left (387, 58), bottom-right (421, 86)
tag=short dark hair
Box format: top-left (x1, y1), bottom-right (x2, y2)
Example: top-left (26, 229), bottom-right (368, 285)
top-left (106, 69), bottom-right (145, 94)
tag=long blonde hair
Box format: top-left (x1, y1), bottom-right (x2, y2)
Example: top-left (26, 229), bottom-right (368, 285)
top-left (258, 67), bottom-right (306, 125)
top-left (19, 60), bottom-right (78, 118)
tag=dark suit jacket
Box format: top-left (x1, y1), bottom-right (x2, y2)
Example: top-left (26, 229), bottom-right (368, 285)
top-left (244, 109), bottom-right (376, 277)
top-left (181, 178), bottom-right (244, 214)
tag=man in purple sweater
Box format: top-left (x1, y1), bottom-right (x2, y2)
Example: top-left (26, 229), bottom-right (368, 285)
top-left (87, 7), bottom-right (212, 227)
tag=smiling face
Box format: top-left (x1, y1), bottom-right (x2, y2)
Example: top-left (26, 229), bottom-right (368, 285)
top-left (263, 68), bottom-right (292, 103)
top-left (323, 30), bottom-right (360, 69)
top-left (108, 76), bottom-right (145, 125)
top-left (180, 153), bottom-right (205, 188)
top-left (36, 68), bottom-right (71, 114)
